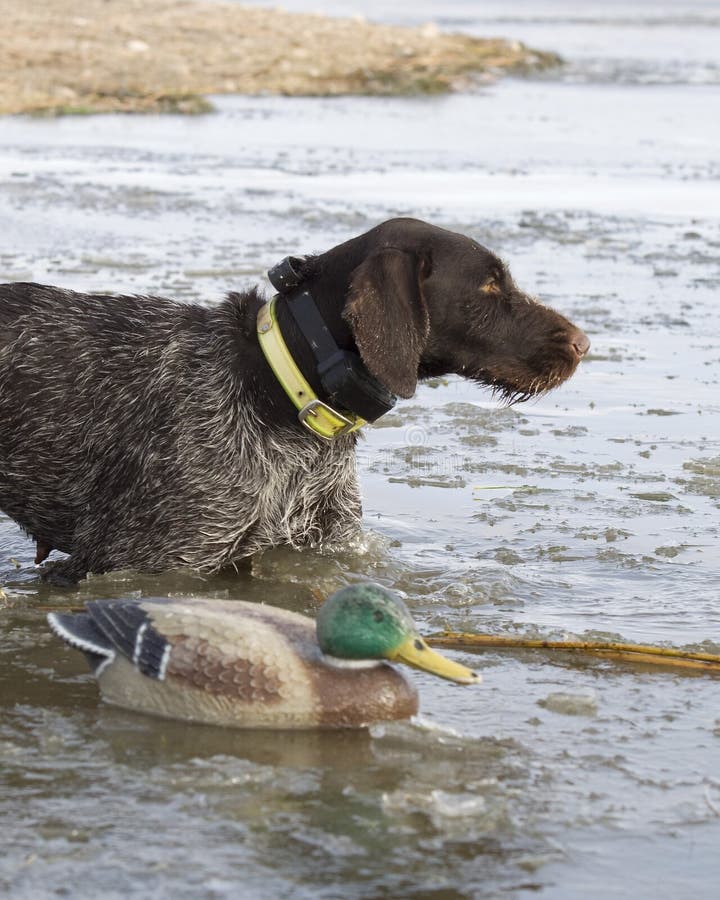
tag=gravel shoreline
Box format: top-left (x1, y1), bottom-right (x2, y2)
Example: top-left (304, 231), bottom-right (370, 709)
top-left (1, 0), bottom-right (560, 115)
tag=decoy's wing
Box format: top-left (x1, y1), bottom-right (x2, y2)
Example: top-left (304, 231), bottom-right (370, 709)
top-left (48, 598), bottom-right (173, 678)
top-left (47, 609), bottom-right (117, 675)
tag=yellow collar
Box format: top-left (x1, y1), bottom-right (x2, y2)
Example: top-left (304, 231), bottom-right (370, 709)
top-left (257, 298), bottom-right (366, 440)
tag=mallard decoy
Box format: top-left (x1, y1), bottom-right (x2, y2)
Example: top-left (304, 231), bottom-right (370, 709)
top-left (47, 583), bottom-right (479, 728)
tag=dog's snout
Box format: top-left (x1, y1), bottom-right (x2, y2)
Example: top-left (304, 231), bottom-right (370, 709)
top-left (569, 328), bottom-right (590, 359)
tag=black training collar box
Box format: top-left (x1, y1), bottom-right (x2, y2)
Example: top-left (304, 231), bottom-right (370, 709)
top-left (318, 350), bottom-right (396, 423)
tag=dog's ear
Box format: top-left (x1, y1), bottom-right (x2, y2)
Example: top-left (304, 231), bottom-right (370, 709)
top-left (343, 249), bottom-right (430, 398)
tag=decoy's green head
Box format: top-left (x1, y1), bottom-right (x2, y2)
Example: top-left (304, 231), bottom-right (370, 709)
top-left (316, 583), bottom-right (480, 685)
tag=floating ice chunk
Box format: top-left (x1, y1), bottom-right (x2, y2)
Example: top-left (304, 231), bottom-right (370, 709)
top-left (537, 691), bottom-right (598, 717)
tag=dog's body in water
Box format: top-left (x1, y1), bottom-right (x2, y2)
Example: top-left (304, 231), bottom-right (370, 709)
top-left (0, 218), bottom-right (589, 584)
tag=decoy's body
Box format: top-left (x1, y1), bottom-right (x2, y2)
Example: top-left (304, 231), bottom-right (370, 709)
top-left (48, 585), bottom-right (478, 729)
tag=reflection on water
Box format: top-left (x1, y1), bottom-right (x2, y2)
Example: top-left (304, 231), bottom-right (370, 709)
top-left (1, 1), bottom-right (720, 897)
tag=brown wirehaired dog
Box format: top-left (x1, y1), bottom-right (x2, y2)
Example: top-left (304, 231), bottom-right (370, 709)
top-left (0, 218), bottom-right (588, 584)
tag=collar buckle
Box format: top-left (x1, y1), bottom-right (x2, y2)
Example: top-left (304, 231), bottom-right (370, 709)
top-left (298, 399), bottom-right (355, 439)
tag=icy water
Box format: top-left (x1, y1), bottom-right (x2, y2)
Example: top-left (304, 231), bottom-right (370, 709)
top-left (1, 1), bottom-right (719, 897)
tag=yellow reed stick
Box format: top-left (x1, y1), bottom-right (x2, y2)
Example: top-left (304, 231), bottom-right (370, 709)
top-left (427, 632), bottom-right (720, 672)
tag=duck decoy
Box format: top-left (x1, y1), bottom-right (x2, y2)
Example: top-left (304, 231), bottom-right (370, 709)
top-left (48, 583), bottom-right (479, 728)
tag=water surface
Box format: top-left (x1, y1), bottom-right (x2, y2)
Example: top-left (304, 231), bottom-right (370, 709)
top-left (1, 2), bottom-right (719, 897)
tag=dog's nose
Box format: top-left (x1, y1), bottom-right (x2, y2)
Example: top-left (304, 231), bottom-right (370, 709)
top-left (569, 329), bottom-right (590, 359)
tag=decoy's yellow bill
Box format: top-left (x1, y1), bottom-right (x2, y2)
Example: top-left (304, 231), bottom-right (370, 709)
top-left (390, 636), bottom-right (480, 685)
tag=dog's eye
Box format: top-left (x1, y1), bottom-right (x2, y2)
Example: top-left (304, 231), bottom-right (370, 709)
top-left (480, 278), bottom-right (500, 294)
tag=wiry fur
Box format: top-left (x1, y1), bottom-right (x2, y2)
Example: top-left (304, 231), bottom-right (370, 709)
top-left (0, 218), bottom-right (588, 584)
top-left (0, 286), bottom-right (359, 583)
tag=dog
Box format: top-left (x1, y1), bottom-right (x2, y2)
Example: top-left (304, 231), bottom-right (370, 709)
top-left (0, 218), bottom-right (589, 584)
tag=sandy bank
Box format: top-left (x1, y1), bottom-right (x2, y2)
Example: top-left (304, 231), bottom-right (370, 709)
top-left (0, 0), bottom-right (560, 115)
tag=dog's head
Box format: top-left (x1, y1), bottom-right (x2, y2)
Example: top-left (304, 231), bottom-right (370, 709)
top-left (303, 217), bottom-right (589, 404)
